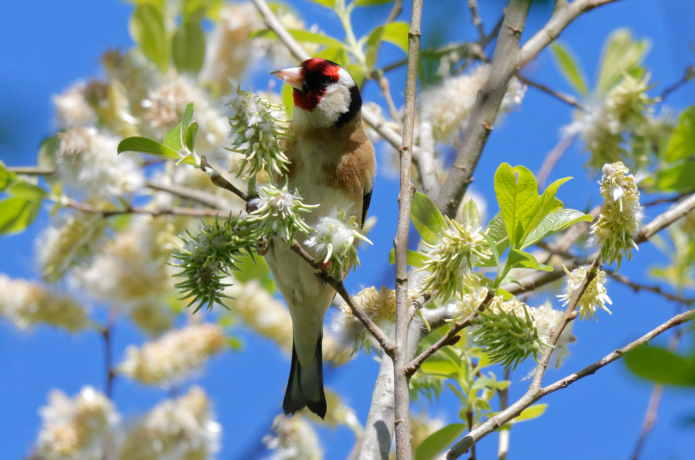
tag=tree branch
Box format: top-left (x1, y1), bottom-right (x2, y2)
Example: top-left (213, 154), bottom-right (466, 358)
top-left (535, 136), bottom-right (574, 187)
top-left (200, 158), bottom-right (249, 202)
top-left (609, 273), bottom-right (695, 305)
top-left (145, 179), bottom-right (234, 209)
top-left (6, 166), bottom-right (55, 175)
top-left (434, 0), bottom-right (532, 218)
top-left (635, 193), bottom-right (695, 244)
top-left (63, 199), bottom-right (228, 218)
top-left (517, 75), bottom-right (585, 110)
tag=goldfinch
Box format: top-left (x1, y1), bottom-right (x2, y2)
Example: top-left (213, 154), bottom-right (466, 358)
top-left (268, 58), bottom-right (376, 418)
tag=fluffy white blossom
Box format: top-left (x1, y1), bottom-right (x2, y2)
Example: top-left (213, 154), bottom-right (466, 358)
top-left (564, 74), bottom-right (655, 170)
top-left (142, 76), bottom-right (229, 156)
top-left (247, 182), bottom-right (317, 242)
top-left (419, 216), bottom-right (491, 301)
top-left (263, 414), bottom-right (322, 460)
top-left (38, 213), bottom-right (106, 282)
top-left (71, 217), bottom-right (177, 335)
top-left (0, 275), bottom-right (88, 332)
top-left (421, 64), bottom-right (526, 143)
top-left (56, 127), bottom-right (143, 199)
top-left (305, 206), bottom-right (372, 279)
top-left (590, 161), bottom-right (643, 268)
top-left (119, 323), bottom-right (226, 386)
top-left (226, 82), bottom-right (291, 180)
top-left (117, 386), bottom-right (221, 460)
top-left (34, 387), bottom-right (117, 460)
top-left (52, 83), bottom-right (97, 129)
top-left (332, 286), bottom-right (418, 355)
top-left (558, 265), bottom-right (612, 321)
top-left (449, 274), bottom-right (488, 321)
top-left (528, 300), bottom-right (575, 368)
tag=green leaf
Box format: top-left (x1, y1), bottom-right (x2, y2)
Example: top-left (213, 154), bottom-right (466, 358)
top-left (624, 345), bottom-right (695, 386)
top-left (460, 199), bottom-right (480, 229)
top-left (494, 163), bottom-right (539, 248)
top-left (511, 404), bottom-right (548, 423)
top-left (479, 214), bottom-right (509, 268)
top-left (482, 233), bottom-right (500, 269)
top-left (506, 249), bottom-right (552, 272)
top-left (381, 22), bottom-right (409, 53)
top-left (521, 209), bottom-right (592, 249)
top-left (0, 198), bottom-right (41, 235)
top-left (415, 423), bottom-right (467, 460)
top-left (354, 0), bottom-right (394, 6)
top-left (306, 0), bottom-right (335, 8)
top-left (389, 248), bottom-right (430, 268)
top-left (0, 160), bottom-right (16, 192)
top-left (317, 47), bottom-right (349, 67)
top-left (281, 83), bottom-right (294, 118)
top-left (597, 29), bottom-right (650, 94)
top-left (526, 177), bottom-right (571, 239)
top-left (664, 106), bottom-right (695, 162)
top-left (252, 29), bottom-right (347, 51)
top-left (419, 360), bottom-right (459, 378)
top-left (129, 4), bottom-right (169, 73)
top-left (654, 162), bottom-right (695, 193)
top-left (549, 42), bottom-right (588, 96)
top-left (172, 19), bottom-right (206, 75)
top-left (118, 137), bottom-right (181, 160)
top-left (365, 26), bottom-right (385, 69)
top-left (185, 120), bottom-right (199, 153)
top-left (9, 181), bottom-right (48, 200)
top-left (164, 124), bottom-right (184, 151)
top-left (411, 191), bottom-right (447, 245)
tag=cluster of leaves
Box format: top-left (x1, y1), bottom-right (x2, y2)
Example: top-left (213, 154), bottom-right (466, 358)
top-left (0, 162), bottom-right (47, 236)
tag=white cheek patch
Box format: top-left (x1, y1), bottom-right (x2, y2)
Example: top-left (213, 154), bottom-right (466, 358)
top-left (293, 69), bottom-right (357, 128)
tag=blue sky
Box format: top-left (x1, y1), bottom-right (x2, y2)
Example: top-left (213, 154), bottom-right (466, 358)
top-left (1, 0), bottom-right (695, 459)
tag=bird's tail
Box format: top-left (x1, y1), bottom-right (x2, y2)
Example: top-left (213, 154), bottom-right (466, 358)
top-left (283, 332), bottom-right (327, 419)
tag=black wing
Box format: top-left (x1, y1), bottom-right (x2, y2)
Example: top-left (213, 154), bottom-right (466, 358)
top-left (361, 189), bottom-right (373, 228)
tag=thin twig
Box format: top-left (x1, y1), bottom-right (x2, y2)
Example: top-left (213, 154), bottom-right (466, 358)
top-left (517, 75), bottom-right (585, 110)
top-left (145, 179), bottom-right (234, 209)
top-left (372, 71), bottom-right (402, 124)
top-left (200, 158), bottom-right (249, 202)
top-left (642, 192), bottom-right (691, 208)
top-left (392, 0), bottom-right (424, 456)
top-left (536, 136), bottom-right (574, 187)
top-left (468, 0), bottom-right (486, 41)
top-left (386, 0), bottom-right (404, 24)
top-left (434, 0), bottom-right (533, 217)
top-left (6, 166), bottom-right (56, 175)
top-left (416, 116), bottom-right (440, 196)
top-left (658, 66), bottom-right (694, 101)
top-left (63, 199), bottom-right (227, 218)
top-left (636, 193), bottom-right (695, 244)
top-left (609, 273), bottom-right (695, 305)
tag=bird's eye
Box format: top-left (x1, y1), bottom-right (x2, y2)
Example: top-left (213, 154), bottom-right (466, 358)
top-left (319, 75), bottom-right (333, 87)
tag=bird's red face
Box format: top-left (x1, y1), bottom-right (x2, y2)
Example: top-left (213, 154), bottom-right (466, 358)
top-left (271, 58), bottom-right (361, 128)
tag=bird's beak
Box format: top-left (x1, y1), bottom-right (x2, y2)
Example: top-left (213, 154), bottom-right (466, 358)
top-left (271, 66), bottom-right (304, 91)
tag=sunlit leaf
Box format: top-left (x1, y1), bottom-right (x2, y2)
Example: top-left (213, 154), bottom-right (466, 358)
top-left (185, 120), bottom-right (199, 153)
top-left (129, 4), bottom-right (169, 73)
top-left (511, 404), bottom-right (548, 423)
top-left (506, 249), bottom-right (552, 272)
top-left (664, 106), bottom-right (695, 163)
top-left (0, 160), bottom-right (16, 192)
top-left (118, 137), bottom-right (181, 160)
top-left (419, 360), bottom-right (459, 378)
top-left (172, 19), bottom-right (206, 75)
top-left (415, 423), bottom-right (467, 460)
top-left (381, 21), bottom-right (409, 53)
top-left (494, 163), bottom-right (539, 248)
top-left (411, 191), bottom-right (447, 245)
top-left (0, 198), bottom-right (41, 235)
top-left (597, 29), bottom-right (650, 93)
top-left (550, 42), bottom-right (588, 96)
top-left (9, 181), bottom-right (48, 200)
top-left (389, 248), bottom-right (430, 267)
top-left (354, 0), bottom-right (394, 6)
top-left (625, 345), bottom-right (695, 386)
top-left (521, 209), bottom-right (592, 249)
top-left (654, 163), bottom-right (695, 193)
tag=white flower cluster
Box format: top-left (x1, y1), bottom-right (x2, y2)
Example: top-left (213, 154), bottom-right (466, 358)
top-left (590, 161), bottom-right (644, 268)
top-left (263, 414), bottom-right (322, 460)
top-left (56, 127), bottom-right (143, 199)
top-left (558, 265), bottom-right (612, 321)
top-left (142, 75), bottom-right (230, 156)
top-left (226, 81), bottom-right (291, 181)
top-left (38, 213), bottom-right (106, 282)
top-left (421, 64), bottom-right (526, 143)
top-left (52, 82), bottom-right (97, 129)
top-left (247, 182), bottom-right (317, 243)
top-left (419, 216), bottom-right (491, 301)
top-left (119, 323), bottom-right (225, 386)
top-left (564, 74), bottom-right (655, 170)
top-left (0, 275), bottom-right (88, 332)
top-left (117, 387), bottom-right (221, 460)
top-left (333, 286), bottom-right (418, 355)
top-left (71, 217), bottom-right (177, 335)
top-left (305, 206), bottom-right (372, 279)
top-left (449, 274), bottom-right (489, 321)
top-left (35, 386), bottom-right (117, 460)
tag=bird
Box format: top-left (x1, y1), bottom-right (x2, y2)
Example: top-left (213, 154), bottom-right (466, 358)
top-left (266, 58), bottom-right (376, 419)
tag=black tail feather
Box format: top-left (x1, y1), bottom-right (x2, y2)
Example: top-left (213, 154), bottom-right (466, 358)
top-left (283, 333), bottom-right (327, 419)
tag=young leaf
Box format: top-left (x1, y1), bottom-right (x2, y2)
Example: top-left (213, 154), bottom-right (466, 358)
top-left (172, 19), bottom-right (206, 75)
top-left (381, 22), bottom-right (409, 53)
top-left (511, 404), bottom-right (548, 423)
top-left (317, 47), bottom-right (349, 67)
top-left (411, 191), bottom-right (447, 245)
top-left (460, 199), bottom-right (480, 229)
top-left (549, 42), bottom-right (588, 96)
top-left (415, 423), bottom-right (467, 460)
top-left (388, 248), bottom-right (430, 267)
top-left (185, 120), bottom-right (199, 153)
top-left (526, 177), bottom-right (571, 240)
top-left (0, 198), bottom-right (41, 235)
top-left (481, 233), bottom-right (500, 269)
top-left (365, 26), bottom-right (385, 69)
top-left (654, 163), bottom-right (695, 193)
top-left (306, 0), bottom-right (335, 8)
top-left (664, 106), bottom-right (695, 163)
top-left (597, 29), bottom-right (650, 94)
top-left (9, 181), bottom-right (48, 200)
top-left (624, 346), bottom-right (695, 386)
top-left (521, 209), bottom-right (592, 249)
top-left (355, 0), bottom-right (394, 6)
top-left (0, 160), bottom-right (16, 192)
top-left (419, 361), bottom-right (459, 378)
top-left (181, 103), bottom-right (194, 137)
top-left (506, 249), bottom-right (552, 272)
top-left (129, 4), bottom-right (169, 73)
top-left (494, 163), bottom-right (539, 248)
top-left (118, 137), bottom-right (181, 160)
top-left (252, 29), bottom-right (347, 51)
top-left (164, 124), bottom-right (184, 151)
